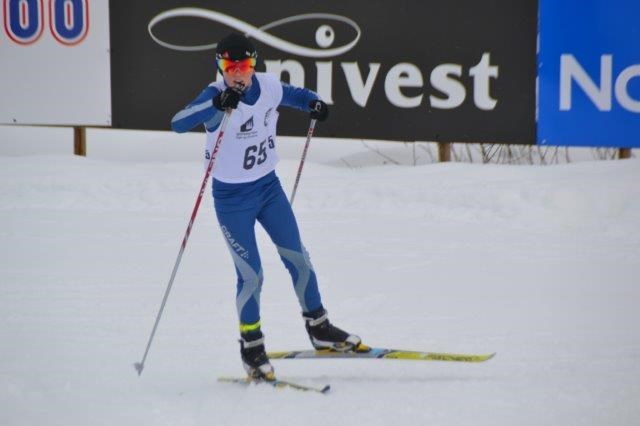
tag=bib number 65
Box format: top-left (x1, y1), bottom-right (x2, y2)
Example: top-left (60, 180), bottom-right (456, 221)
top-left (243, 136), bottom-right (275, 170)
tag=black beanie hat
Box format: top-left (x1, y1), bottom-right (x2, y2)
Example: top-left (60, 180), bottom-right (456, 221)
top-left (215, 33), bottom-right (257, 60)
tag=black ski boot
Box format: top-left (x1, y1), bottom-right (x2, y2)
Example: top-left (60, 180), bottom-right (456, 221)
top-left (239, 329), bottom-right (275, 380)
top-left (303, 306), bottom-right (362, 352)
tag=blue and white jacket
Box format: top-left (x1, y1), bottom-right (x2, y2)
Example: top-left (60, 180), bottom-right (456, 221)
top-left (171, 73), bottom-right (319, 183)
top-left (171, 73), bottom-right (318, 134)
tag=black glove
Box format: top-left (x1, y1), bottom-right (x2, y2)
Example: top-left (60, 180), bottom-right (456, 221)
top-left (309, 100), bottom-right (329, 121)
top-left (213, 88), bottom-right (241, 111)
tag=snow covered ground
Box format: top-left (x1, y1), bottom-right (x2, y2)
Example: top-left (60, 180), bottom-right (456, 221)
top-left (1, 127), bottom-right (639, 425)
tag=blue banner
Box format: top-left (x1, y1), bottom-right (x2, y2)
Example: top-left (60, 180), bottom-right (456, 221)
top-left (538, 0), bottom-right (640, 147)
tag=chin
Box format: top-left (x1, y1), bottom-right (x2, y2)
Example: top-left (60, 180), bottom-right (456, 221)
top-left (225, 76), bottom-right (252, 91)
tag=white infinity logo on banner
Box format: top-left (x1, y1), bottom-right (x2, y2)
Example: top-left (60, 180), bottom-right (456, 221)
top-left (148, 8), bottom-right (361, 58)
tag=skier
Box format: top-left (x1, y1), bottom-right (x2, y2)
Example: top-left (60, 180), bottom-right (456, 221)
top-left (171, 33), bottom-right (362, 380)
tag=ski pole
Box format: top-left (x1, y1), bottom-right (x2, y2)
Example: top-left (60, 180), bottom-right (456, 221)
top-left (134, 109), bottom-right (232, 376)
top-left (289, 118), bottom-right (317, 205)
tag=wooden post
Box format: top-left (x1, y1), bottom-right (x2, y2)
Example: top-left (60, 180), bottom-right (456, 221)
top-left (74, 126), bottom-right (86, 156)
top-left (619, 148), bottom-right (631, 159)
top-left (438, 142), bottom-right (451, 162)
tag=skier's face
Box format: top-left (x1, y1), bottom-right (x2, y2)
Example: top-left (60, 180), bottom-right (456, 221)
top-left (219, 57), bottom-right (255, 91)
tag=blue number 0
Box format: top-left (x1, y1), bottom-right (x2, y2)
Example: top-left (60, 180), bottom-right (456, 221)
top-left (49, 0), bottom-right (88, 45)
top-left (4, 0), bottom-right (44, 45)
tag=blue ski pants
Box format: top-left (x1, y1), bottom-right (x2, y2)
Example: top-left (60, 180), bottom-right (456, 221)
top-left (212, 171), bottom-right (322, 326)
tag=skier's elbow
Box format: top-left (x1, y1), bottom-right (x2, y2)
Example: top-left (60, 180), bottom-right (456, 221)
top-left (171, 115), bottom-right (190, 133)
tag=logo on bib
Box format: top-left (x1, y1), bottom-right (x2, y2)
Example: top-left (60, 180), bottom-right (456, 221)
top-left (240, 116), bottom-right (254, 132)
top-left (264, 108), bottom-right (273, 127)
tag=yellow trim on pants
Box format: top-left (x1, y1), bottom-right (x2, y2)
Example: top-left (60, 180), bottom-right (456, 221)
top-left (239, 320), bottom-right (261, 333)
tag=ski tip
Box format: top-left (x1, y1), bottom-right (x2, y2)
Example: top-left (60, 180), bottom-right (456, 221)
top-left (448, 352), bottom-right (497, 362)
top-left (422, 351), bottom-right (497, 362)
top-left (479, 352), bottom-right (496, 362)
top-left (466, 352), bottom-right (496, 362)
top-left (219, 376), bottom-right (331, 394)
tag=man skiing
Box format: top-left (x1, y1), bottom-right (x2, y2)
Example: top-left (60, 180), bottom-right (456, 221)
top-left (171, 33), bottom-right (362, 381)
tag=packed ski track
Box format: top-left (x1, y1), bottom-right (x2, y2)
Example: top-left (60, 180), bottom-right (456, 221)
top-left (1, 129), bottom-right (639, 425)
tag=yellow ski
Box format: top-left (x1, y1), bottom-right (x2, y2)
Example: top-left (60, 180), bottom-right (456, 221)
top-left (268, 346), bottom-right (495, 363)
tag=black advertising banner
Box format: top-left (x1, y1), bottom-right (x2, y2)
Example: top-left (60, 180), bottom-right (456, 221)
top-left (110, 1), bottom-right (536, 143)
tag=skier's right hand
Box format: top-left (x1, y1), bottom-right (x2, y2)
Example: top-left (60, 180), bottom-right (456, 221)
top-left (213, 88), bottom-right (241, 110)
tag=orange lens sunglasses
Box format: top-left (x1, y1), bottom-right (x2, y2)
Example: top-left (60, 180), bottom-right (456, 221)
top-left (217, 57), bottom-right (257, 73)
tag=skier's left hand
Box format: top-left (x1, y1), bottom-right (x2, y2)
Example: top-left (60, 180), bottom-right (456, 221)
top-left (309, 100), bottom-right (329, 122)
